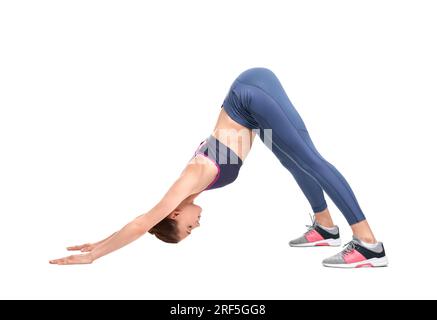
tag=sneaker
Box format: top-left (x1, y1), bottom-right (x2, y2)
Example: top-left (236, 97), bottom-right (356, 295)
top-left (322, 237), bottom-right (388, 268)
top-left (289, 216), bottom-right (341, 247)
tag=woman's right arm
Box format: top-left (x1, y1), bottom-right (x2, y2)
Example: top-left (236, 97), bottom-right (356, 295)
top-left (50, 163), bottom-right (207, 265)
top-left (66, 232), bottom-right (117, 253)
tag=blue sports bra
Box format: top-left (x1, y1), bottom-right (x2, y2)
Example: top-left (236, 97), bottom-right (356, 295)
top-left (193, 135), bottom-right (243, 190)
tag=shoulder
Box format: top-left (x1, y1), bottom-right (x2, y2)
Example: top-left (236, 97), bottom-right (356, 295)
top-left (184, 154), bottom-right (219, 192)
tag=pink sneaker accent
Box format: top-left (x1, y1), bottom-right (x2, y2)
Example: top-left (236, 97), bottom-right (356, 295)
top-left (315, 242), bottom-right (329, 246)
top-left (344, 249), bottom-right (367, 264)
top-left (356, 263), bottom-right (374, 268)
top-left (305, 229), bottom-right (324, 243)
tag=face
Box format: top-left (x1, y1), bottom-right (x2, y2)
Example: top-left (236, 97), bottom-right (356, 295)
top-left (168, 203), bottom-right (202, 241)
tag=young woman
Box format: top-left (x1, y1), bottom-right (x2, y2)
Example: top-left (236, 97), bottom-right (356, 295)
top-left (50, 67), bottom-right (387, 268)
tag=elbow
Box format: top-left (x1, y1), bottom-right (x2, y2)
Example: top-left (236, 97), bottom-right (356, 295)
top-left (130, 221), bottom-right (148, 236)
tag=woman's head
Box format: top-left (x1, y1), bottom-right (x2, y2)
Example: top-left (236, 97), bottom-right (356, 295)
top-left (148, 202), bottom-right (202, 243)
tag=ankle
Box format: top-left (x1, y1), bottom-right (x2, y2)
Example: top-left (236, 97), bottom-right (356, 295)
top-left (314, 210), bottom-right (335, 228)
top-left (315, 217), bottom-right (335, 228)
top-left (355, 235), bottom-right (377, 244)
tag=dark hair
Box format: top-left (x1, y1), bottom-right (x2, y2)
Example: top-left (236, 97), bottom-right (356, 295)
top-left (148, 217), bottom-right (180, 243)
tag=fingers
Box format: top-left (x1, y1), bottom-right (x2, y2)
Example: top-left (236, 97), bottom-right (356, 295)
top-left (52, 243), bottom-right (94, 265)
top-left (67, 244), bottom-right (90, 251)
top-left (49, 254), bottom-right (92, 265)
top-left (67, 245), bottom-right (82, 251)
top-left (49, 256), bottom-right (70, 265)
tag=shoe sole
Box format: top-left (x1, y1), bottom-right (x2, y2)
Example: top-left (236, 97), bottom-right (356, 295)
top-left (323, 256), bottom-right (389, 268)
top-left (289, 238), bottom-right (342, 247)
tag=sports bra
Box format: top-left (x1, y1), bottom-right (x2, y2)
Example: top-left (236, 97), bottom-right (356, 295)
top-left (192, 135), bottom-right (243, 190)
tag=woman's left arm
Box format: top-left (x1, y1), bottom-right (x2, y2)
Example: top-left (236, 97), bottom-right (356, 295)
top-left (49, 165), bottom-right (202, 265)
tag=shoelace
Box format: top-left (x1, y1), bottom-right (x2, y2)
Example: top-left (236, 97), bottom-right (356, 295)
top-left (341, 240), bottom-right (358, 256)
top-left (304, 212), bottom-right (317, 235)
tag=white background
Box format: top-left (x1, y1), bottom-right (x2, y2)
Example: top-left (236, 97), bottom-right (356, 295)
top-left (1, 0), bottom-right (436, 299)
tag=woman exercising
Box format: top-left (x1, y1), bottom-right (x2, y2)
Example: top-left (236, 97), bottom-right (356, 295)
top-left (50, 67), bottom-right (387, 268)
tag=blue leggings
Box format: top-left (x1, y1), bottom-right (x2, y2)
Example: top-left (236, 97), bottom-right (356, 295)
top-left (222, 67), bottom-right (365, 225)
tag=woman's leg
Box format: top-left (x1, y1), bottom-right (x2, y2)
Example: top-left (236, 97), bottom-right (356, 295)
top-left (228, 68), bottom-right (376, 242)
top-left (271, 140), bottom-right (335, 227)
top-left (273, 140), bottom-right (326, 212)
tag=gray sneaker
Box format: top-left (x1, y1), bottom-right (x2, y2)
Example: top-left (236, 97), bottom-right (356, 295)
top-left (289, 216), bottom-right (341, 247)
top-left (322, 237), bottom-right (388, 268)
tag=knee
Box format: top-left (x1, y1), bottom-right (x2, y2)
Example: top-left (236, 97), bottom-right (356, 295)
top-left (302, 155), bottom-right (327, 173)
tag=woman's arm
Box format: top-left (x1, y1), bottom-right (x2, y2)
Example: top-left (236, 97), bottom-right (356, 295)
top-left (49, 164), bottom-right (203, 265)
top-left (66, 232), bottom-right (117, 252)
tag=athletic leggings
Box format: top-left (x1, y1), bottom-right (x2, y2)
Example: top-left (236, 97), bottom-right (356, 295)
top-left (221, 67), bottom-right (365, 225)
